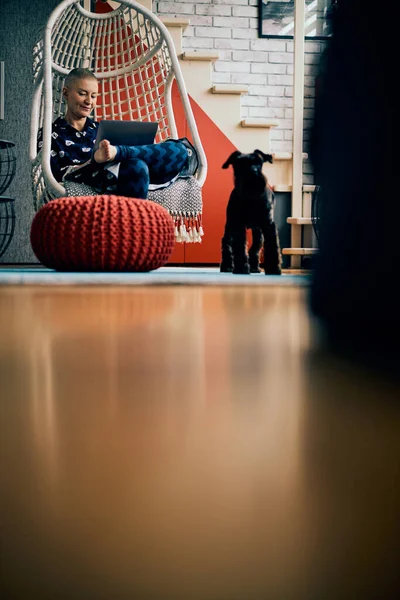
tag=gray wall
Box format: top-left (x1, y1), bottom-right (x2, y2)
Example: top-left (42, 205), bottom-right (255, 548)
top-left (0, 0), bottom-right (60, 263)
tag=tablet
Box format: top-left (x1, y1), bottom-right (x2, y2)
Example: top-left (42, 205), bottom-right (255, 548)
top-left (93, 119), bottom-right (158, 151)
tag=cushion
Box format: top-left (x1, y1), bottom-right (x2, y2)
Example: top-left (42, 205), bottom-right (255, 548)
top-left (30, 195), bottom-right (175, 271)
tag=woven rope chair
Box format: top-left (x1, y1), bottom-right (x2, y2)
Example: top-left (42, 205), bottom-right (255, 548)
top-left (30, 0), bottom-right (207, 242)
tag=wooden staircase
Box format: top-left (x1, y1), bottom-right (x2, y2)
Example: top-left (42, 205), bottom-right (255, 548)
top-left (161, 17), bottom-right (281, 176)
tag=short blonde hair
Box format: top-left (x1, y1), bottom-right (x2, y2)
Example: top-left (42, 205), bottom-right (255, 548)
top-left (65, 68), bottom-right (98, 88)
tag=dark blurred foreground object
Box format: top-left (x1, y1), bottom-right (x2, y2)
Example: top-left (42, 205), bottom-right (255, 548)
top-left (310, 0), bottom-right (398, 368)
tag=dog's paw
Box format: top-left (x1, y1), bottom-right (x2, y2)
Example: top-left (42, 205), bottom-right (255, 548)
top-left (220, 264), bottom-right (233, 273)
top-left (233, 265), bottom-right (251, 275)
top-left (264, 268), bottom-right (282, 276)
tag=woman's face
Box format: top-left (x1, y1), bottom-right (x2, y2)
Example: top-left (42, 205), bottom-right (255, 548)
top-left (63, 77), bottom-right (99, 120)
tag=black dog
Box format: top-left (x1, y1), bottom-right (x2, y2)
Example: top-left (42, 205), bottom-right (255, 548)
top-left (220, 149), bottom-right (282, 275)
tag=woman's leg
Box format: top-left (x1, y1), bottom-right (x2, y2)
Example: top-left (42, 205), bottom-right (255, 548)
top-left (117, 158), bottom-right (150, 199)
top-left (114, 140), bottom-right (188, 184)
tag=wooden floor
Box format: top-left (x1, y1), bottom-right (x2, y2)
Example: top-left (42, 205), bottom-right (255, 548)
top-left (1, 285), bottom-right (399, 599)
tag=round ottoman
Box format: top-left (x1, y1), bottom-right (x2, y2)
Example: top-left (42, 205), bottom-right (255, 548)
top-left (30, 195), bottom-right (175, 271)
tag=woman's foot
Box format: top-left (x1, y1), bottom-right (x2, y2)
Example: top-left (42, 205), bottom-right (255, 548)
top-left (94, 139), bottom-right (117, 163)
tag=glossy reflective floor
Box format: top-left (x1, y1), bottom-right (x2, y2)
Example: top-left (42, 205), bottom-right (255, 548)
top-left (1, 285), bottom-right (399, 599)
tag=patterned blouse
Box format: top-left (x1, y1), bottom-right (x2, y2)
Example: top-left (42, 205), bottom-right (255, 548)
top-left (37, 116), bottom-right (98, 182)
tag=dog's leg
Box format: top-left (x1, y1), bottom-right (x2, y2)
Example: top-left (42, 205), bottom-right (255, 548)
top-left (232, 227), bottom-right (250, 274)
top-left (262, 222), bottom-right (282, 275)
top-left (249, 228), bottom-right (263, 273)
top-left (220, 234), bottom-right (233, 272)
top-left (220, 225), bottom-right (234, 272)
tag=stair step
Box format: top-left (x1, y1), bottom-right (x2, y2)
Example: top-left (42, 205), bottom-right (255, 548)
top-left (272, 152), bottom-right (309, 162)
top-left (160, 17), bottom-right (190, 30)
top-left (241, 118), bottom-right (279, 129)
top-left (274, 183), bottom-right (315, 192)
top-left (273, 152), bottom-right (293, 160)
top-left (161, 17), bottom-right (191, 54)
top-left (181, 50), bottom-right (220, 62)
top-left (287, 218), bottom-right (313, 225)
top-left (211, 84), bottom-right (248, 95)
top-left (282, 268), bottom-right (312, 274)
top-left (282, 248), bottom-right (318, 255)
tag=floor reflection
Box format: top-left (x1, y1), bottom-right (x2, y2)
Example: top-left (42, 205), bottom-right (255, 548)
top-left (0, 285), bottom-right (399, 599)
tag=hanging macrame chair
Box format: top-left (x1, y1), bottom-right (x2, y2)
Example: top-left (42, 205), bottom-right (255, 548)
top-left (30, 0), bottom-right (207, 242)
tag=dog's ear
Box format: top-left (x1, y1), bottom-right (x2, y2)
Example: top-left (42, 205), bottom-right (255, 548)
top-left (222, 151), bottom-right (241, 169)
top-left (254, 150), bottom-right (274, 164)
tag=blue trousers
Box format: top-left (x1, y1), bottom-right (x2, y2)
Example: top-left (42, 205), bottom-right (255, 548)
top-left (114, 140), bottom-right (188, 199)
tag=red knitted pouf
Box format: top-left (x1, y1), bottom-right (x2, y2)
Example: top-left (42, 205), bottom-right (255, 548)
top-left (30, 195), bottom-right (175, 271)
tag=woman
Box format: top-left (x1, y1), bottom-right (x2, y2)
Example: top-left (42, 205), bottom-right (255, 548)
top-left (38, 67), bottom-right (197, 199)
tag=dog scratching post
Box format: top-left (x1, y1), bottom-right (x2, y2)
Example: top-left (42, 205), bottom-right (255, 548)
top-left (291, 0), bottom-right (305, 268)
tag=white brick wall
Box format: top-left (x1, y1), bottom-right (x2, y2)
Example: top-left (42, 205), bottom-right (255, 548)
top-left (155, 0), bottom-right (327, 158)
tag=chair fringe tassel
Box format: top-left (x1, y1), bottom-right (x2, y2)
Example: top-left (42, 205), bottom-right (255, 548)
top-left (172, 213), bottom-right (204, 243)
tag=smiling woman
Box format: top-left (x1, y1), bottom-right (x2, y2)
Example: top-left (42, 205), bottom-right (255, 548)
top-left (258, 0), bottom-right (337, 39)
top-left (36, 69), bottom-right (100, 184)
top-left (36, 65), bottom-right (191, 201)
top-left (63, 68), bottom-right (99, 128)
